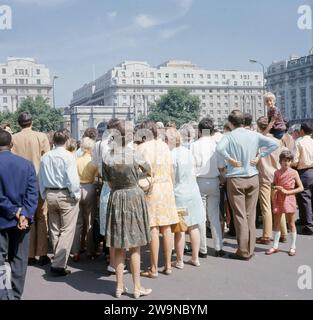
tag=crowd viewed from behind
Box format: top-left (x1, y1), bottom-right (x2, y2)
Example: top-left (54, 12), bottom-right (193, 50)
top-left (0, 92), bottom-right (313, 300)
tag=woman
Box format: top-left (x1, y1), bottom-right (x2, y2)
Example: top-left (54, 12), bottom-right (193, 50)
top-left (166, 128), bottom-right (206, 267)
top-left (72, 137), bottom-right (98, 261)
top-left (103, 119), bottom-right (152, 299)
top-left (138, 121), bottom-right (179, 277)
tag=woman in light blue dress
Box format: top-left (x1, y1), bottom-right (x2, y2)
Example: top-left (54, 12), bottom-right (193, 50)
top-left (166, 128), bottom-right (206, 268)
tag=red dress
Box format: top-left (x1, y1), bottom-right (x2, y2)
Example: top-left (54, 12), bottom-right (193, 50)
top-left (273, 167), bottom-right (297, 214)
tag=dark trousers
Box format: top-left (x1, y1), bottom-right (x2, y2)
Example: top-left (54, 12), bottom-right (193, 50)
top-left (0, 228), bottom-right (30, 300)
top-left (297, 168), bottom-right (313, 232)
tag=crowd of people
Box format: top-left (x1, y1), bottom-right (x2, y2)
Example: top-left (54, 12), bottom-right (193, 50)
top-left (0, 92), bottom-right (313, 300)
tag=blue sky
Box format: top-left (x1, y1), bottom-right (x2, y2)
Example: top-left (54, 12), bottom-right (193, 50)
top-left (0, 0), bottom-right (312, 106)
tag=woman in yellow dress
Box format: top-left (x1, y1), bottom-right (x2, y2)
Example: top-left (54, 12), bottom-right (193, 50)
top-left (137, 121), bottom-right (179, 277)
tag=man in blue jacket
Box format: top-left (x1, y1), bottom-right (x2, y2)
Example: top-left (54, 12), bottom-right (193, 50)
top-left (0, 129), bottom-right (38, 300)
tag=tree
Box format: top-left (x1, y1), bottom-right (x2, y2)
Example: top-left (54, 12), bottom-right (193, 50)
top-left (146, 88), bottom-right (200, 128)
top-left (0, 96), bottom-right (64, 133)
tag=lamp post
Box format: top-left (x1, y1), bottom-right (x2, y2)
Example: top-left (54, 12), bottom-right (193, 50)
top-left (52, 76), bottom-right (58, 109)
top-left (249, 59), bottom-right (266, 116)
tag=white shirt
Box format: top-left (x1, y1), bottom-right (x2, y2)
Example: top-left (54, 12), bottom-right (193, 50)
top-left (39, 146), bottom-right (81, 200)
top-left (190, 136), bottom-right (224, 178)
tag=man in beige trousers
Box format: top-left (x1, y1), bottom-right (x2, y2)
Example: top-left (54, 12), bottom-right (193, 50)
top-left (39, 130), bottom-right (80, 276)
top-left (217, 110), bottom-right (278, 260)
top-left (12, 112), bottom-right (51, 266)
top-left (256, 117), bottom-right (288, 244)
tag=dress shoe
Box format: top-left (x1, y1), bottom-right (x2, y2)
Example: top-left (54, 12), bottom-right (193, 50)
top-left (228, 253), bottom-right (250, 261)
top-left (115, 286), bottom-right (128, 298)
top-left (133, 287), bottom-right (152, 299)
top-left (184, 243), bottom-right (192, 254)
top-left (72, 254), bottom-right (80, 262)
top-left (198, 252), bottom-right (207, 258)
top-left (256, 237), bottom-right (272, 245)
top-left (300, 228), bottom-right (313, 236)
top-left (50, 267), bottom-right (71, 277)
top-left (279, 236), bottom-right (287, 243)
top-left (295, 219), bottom-right (304, 226)
top-left (28, 258), bottom-right (38, 266)
top-left (38, 255), bottom-right (51, 266)
top-left (215, 249), bottom-right (226, 257)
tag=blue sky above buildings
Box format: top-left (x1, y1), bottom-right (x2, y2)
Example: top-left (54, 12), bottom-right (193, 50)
top-left (0, 0), bottom-right (312, 106)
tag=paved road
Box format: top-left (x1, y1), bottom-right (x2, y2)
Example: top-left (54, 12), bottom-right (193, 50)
top-left (22, 229), bottom-right (313, 300)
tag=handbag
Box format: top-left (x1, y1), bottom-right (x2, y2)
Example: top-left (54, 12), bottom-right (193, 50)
top-left (171, 208), bottom-right (188, 233)
top-left (138, 176), bottom-right (153, 195)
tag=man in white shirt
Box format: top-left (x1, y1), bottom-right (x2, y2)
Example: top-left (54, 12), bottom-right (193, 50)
top-left (191, 118), bottom-right (225, 258)
top-left (39, 130), bottom-right (80, 276)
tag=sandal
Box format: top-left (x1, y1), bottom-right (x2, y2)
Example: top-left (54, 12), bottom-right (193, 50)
top-left (187, 259), bottom-right (200, 267)
top-left (265, 247), bottom-right (279, 255)
top-left (162, 267), bottom-right (172, 275)
top-left (174, 261), bottom-right (184, 269)
top-left (140, 267), bottom-right (158, 278)
top-left (288, 248), bottom-right (296, 256)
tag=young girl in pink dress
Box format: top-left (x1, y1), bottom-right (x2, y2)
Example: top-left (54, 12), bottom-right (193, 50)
top-left (266, 150), bottom-right (304, 256)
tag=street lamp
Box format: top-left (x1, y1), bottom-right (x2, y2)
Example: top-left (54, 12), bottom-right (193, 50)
top-left (249, 59), bottom-right (266, 92)
top-left (249, 59), bottom-right (266, 115)
top-left (53, 76), bottom-right (58, 109)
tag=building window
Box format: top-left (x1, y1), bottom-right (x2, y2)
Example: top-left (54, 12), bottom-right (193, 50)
top-left (151, 80), bottom-right (155, 85)
top-left (158, 73), bottom-right (161, 78)
top-left (207, 74), bottom-right (211, 79)
top-left (165, 73), bottom-right (169, 78)
top-left (122, 79), bottom-right (126, 84)
top-left (2, 68), bottom-right (6, 74)
top-left (215, 74), bottom-right (218, 79)
top-left (2, 89), bottom-right (7, 94)
top-left (36, 69), bottom-right (40, 75)
top-left (3, 97), bottom-right (7, 103)
top-left (2, 79), bottom-right (6, 84)
top-left (37, 79), bottom-right (41, 85)
top-left (150, 72), bottom-right (154, 78)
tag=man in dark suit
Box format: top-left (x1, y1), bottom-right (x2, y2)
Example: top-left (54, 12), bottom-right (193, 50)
top-left (0, 129), bottom-right (38, 300)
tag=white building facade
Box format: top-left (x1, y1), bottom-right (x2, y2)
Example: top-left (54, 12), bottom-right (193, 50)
top-left (0, 57), bottom-right (52, 113)
top-left (265, 52), bottom-right (313, 123)
top-left (70, 60), bottom-right (265, 125)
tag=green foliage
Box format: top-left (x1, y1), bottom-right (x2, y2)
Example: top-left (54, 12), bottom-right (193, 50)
top-left (146, 88), bottom-right (200, 128)
top-left (0, 96), bottom-right (64, 133)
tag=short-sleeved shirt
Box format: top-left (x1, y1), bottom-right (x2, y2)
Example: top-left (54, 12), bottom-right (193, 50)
top-left (267, 107), bottom-right (286, 131)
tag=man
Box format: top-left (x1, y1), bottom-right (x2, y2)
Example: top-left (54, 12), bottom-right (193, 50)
top-left (243, 113), bottom-right (253, 130)
top-left (12, 112), bottom-right (50, 266)
top-left (256, 116), bottom-right (288, 244)
top-left (293, 123), bottom-right (313, 235)
top-left (39, 130), bottom-right (80, 276)
top-left (0, 129), bottom-right (38, 300)
top-left (217, 110), bottom-right (278, 260)
top-left (191, 117), bottom-right (225, 258)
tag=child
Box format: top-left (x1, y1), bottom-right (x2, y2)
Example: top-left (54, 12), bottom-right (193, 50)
top-left (266, 150), bottom-right (304, 256)
top-left (263, 92), bottom-right (286, 140)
